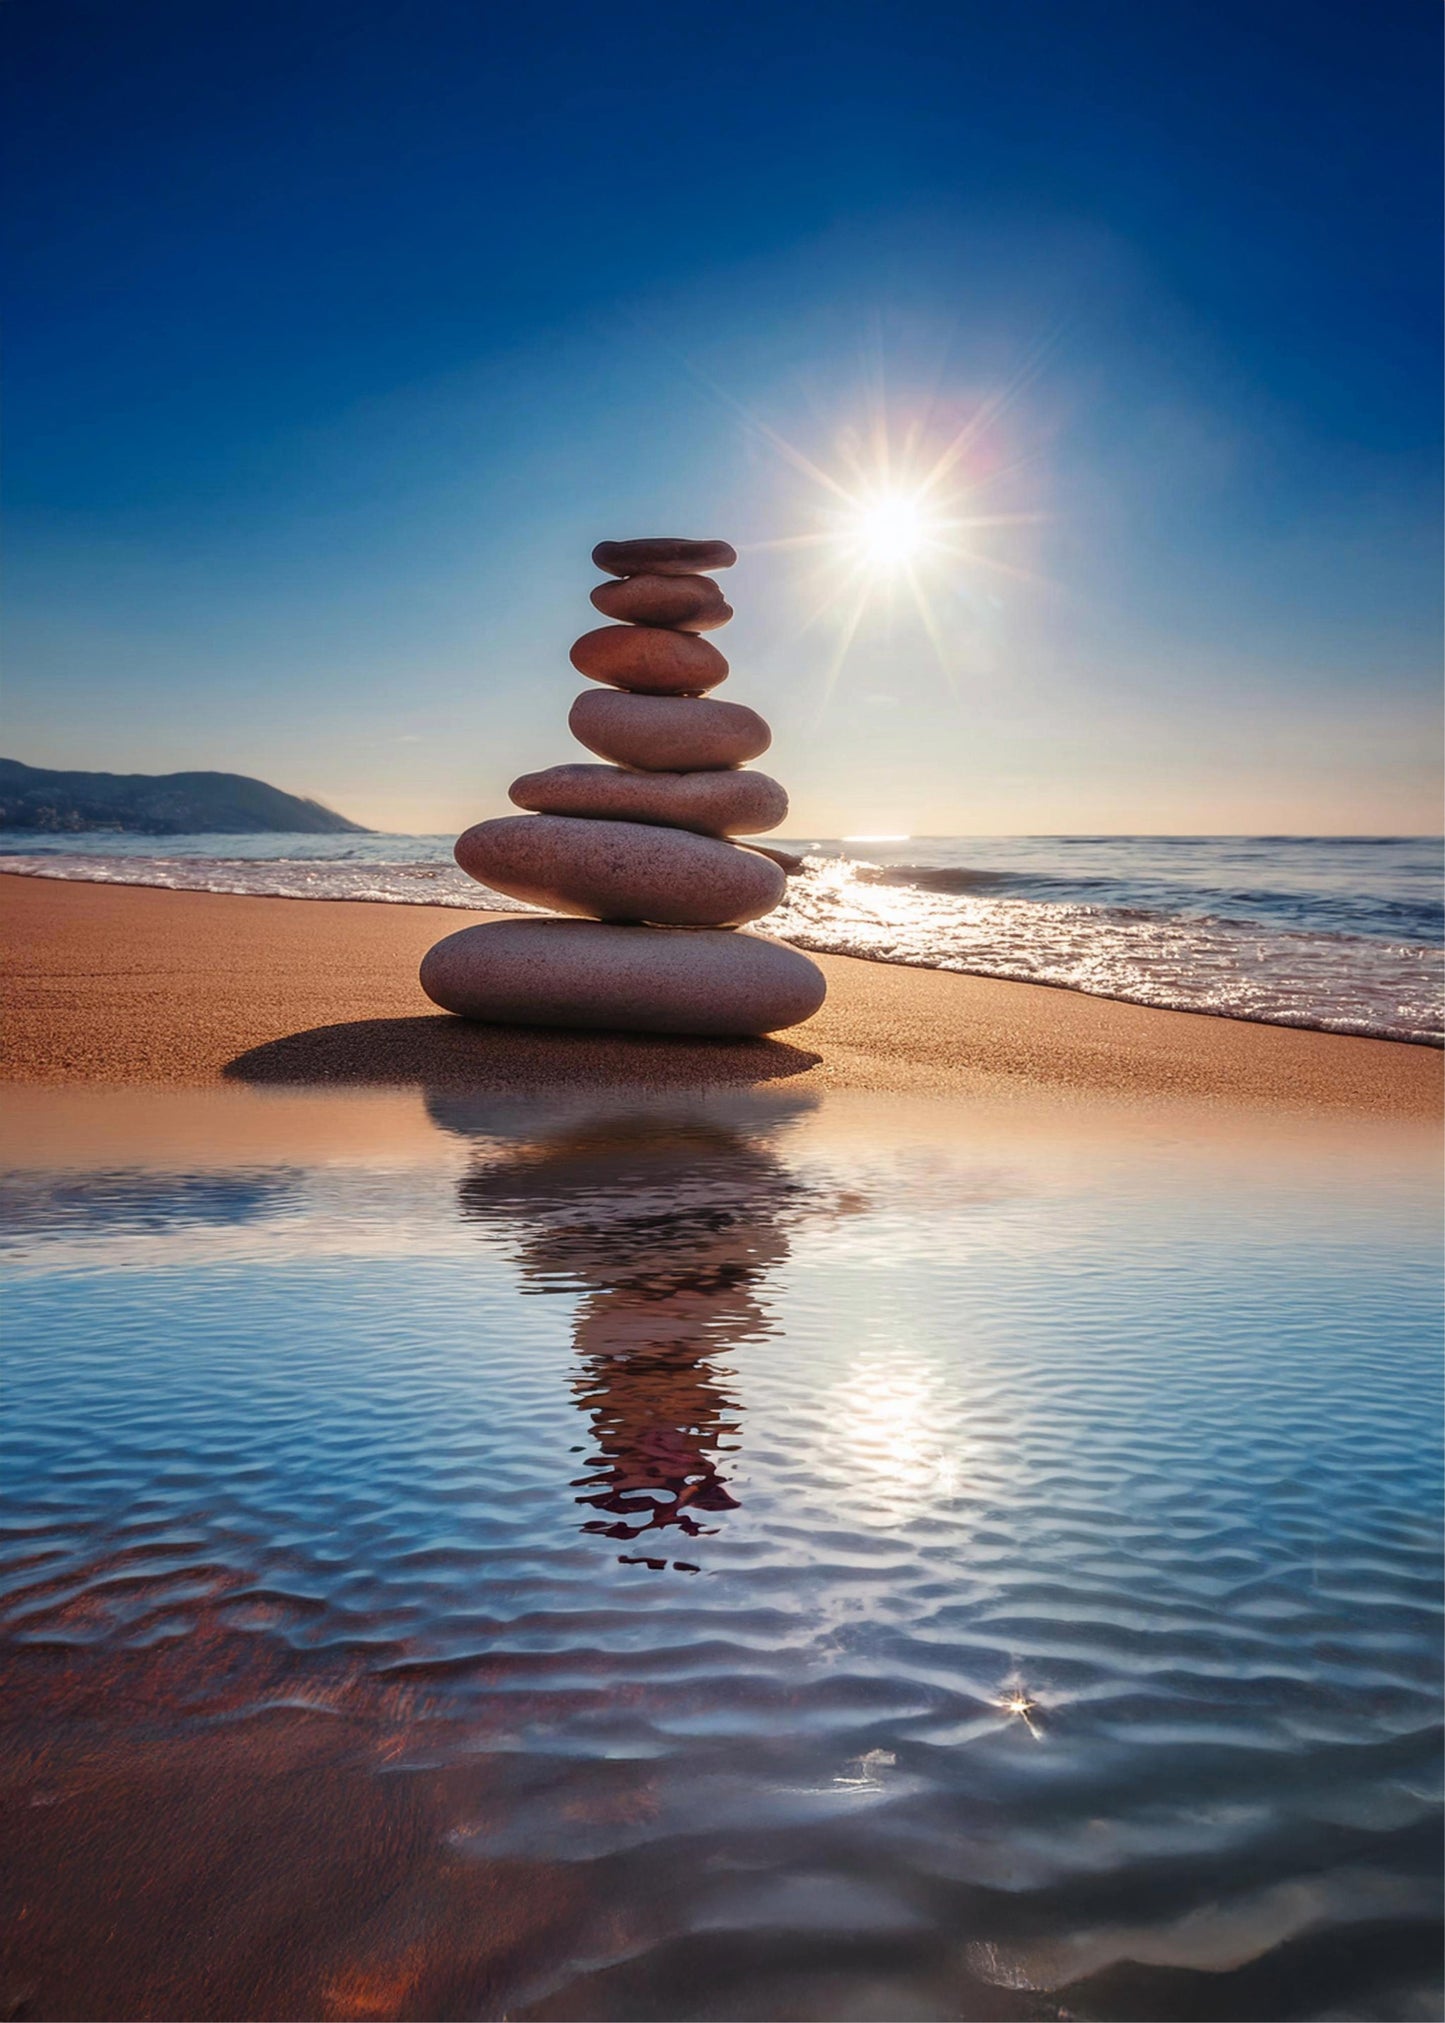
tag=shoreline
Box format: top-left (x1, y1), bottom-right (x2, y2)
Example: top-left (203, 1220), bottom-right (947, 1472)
top-left (2, 872), bottom-right (1440, 1119)
top-left (4, 856), bottom-right (1438, 1053)
top-left (3, 862), bottom-right (1440, 1052)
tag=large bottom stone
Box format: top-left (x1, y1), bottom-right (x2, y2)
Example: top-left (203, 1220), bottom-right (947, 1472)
top-left (420, 918), bottom-right (827, 1036)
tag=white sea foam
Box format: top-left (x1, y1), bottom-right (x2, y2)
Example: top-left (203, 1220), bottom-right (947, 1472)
top-left (767, 854), bottom-right (1444, 1044)
top-left (0, 850), bottom-right (525, 912)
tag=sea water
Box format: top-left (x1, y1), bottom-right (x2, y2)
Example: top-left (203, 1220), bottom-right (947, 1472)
top-left (3, 832), bottom-right (1441, 1043)
top-left (2, 1085), bottom-right (1440, 2020)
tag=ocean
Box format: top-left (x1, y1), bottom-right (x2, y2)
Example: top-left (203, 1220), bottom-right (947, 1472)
top-left (3, 831), bottom-right (1440, 1045)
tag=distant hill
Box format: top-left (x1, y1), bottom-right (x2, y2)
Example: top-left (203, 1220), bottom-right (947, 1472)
top-left (0, 759), bottom-right (370, 835)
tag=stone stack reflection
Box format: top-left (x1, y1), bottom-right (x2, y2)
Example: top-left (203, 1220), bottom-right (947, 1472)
top-left (457, 1110), bottom-right (801, 1571)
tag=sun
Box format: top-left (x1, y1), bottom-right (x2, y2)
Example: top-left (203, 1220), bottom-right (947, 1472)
top-left (728, 381), bottom-right (1049, 710)
top-left (849, 490), bottom-right (936, 572)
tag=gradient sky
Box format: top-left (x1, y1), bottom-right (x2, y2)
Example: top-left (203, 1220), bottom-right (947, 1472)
top-left (4, 0), bottom-right (1440, 835)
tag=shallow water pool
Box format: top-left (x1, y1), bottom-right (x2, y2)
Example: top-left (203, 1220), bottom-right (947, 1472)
top-left (2, 1085), bottom-right (1440, 2020)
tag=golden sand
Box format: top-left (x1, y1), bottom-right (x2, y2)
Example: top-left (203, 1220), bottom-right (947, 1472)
top-left (2, 873), bottom-right (1438, 1118)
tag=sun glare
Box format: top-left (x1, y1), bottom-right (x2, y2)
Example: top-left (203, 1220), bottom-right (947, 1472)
top-left (730, 375), bottom-right (1050, 714)
top-left (850, 491), bottom-right (934, 571)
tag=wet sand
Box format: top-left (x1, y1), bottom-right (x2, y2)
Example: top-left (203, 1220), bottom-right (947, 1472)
top-left (2, 873), bottom-right (1439, 1116)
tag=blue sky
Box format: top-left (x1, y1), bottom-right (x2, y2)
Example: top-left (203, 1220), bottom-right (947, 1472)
top-left (4, 0), bottom-right (1439, 834)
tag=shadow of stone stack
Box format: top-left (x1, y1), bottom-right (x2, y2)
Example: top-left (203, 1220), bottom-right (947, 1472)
top-left (420, 536), bottom-right (828, 1036)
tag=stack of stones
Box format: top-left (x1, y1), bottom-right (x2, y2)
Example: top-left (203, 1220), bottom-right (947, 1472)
top-left (420, 537), bottom-right (827, 1036)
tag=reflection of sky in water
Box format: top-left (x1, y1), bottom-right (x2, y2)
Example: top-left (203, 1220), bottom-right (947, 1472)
top-left (0, 1167), bottom-right (299, 1237)
top-left (2, 1089), bottom-right (1441, 2020)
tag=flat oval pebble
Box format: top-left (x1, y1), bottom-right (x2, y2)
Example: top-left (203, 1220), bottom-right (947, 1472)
top-left (570, 625), bottom-right (728, 695)
top-left (569, 690), bottom-right (770, 771)
top-left (510, 762), bottom-right (788, 837)
top-left (455, 814), bottom-right (785, 926)
top-left (741, 842), bottom-right (806, 874)
top-left (592, 537), bottom-right (737, 578)
top-left (589, 573), bottom-right (732, 631)
top-left (421, 917), bottom-right (825, 1036)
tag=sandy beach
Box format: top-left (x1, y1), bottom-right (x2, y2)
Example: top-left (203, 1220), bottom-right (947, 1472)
top-left (2, 872), bottom-right (1438, 1116)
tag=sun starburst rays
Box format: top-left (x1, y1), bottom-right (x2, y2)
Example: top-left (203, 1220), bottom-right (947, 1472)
top-left (753, 469), bottom-right (1044, 692)
top-left (719, 361), bottom-right (1056, 709)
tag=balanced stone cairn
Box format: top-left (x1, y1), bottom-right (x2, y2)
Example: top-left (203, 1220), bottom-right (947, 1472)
top-left (420, 537), bottom-right (827, 1036)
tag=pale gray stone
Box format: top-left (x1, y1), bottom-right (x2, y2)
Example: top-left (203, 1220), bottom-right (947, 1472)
top-left (421, 918), bottom-right (826, 1036)
top-left (455, 814), bottom-right (785, 926)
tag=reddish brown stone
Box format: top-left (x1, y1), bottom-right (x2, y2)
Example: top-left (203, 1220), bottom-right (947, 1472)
top-left (589, 573), bottom-right (733, 632)
top-left (570, 625), bottom-right (728, 695)
top-left (592, 537), bottom-right (737, 578)
top-left (568, 691), bottom-right (771, 771)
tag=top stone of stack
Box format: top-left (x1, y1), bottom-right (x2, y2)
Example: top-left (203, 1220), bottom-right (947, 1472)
top-left (592, 537), bottom-right (738, 578)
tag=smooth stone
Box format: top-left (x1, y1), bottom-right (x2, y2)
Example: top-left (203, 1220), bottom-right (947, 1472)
top-left (592, 537), bottom-right (737, 578)
top-left (569, 690), bottom-right (771, 771)
top-left (510, 763), bottom-right (787, 837)
top-left (589, 573), bottom-right (732, 632)
top-left (742, 843), bottom-right (806, 874)
top-left (570, 625), bottom-right (728, 695)
top-left (421, 917), bottom-right (826, 1036)
top-left (455, 815), bottom-right (785, 926)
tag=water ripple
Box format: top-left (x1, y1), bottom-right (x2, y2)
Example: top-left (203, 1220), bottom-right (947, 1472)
top-left (1, 1090), bottom-right (1439, 2019)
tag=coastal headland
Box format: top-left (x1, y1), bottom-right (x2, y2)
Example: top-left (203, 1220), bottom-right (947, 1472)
top-left (3, 874), bottom-right (1438, 1118)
